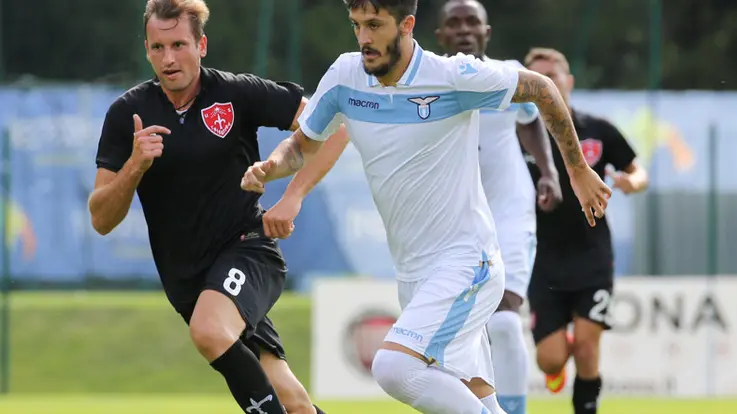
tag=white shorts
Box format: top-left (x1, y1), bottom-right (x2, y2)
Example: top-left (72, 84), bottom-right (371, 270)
top-left (497, 226), bottom-right (537, 299)
top-left (384, 251), bottom-right (505, 385)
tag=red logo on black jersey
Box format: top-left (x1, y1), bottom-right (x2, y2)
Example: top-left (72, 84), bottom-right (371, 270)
top-left (201, 102), bottom-right (234, 138)
top-left (580, 138), bottom-right (603, 166)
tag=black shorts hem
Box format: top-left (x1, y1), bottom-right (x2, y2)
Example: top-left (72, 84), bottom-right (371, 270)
top-left (572, 311), bottom-right (614, 331)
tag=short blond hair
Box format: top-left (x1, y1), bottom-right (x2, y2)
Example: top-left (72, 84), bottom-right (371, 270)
top-left (524, 47), bottom-right (570, 74)
top-left (144, 0), bottom-right (210, 41)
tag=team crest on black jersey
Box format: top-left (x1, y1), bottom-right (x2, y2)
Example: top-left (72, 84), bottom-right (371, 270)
top-left (580, 138), bottom-right (603, 166)
top-left (408, 96), bottom-right (440, 120)
top-left (201, 102), bottom-right (234, 138)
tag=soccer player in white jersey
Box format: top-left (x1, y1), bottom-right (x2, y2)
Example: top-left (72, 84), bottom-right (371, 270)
top-left (435, 2), bottom-right (563, 413)
top-left (241, 1), bottom-right (611, 413)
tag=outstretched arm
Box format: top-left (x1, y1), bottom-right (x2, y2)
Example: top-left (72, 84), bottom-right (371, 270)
top-left (512, 70), bottom-right (586, 172)
top-left (240, 126), bottom-right (348, 193)
top-left (244, 125), bottom-right (349, 239)
top-left (264, 125), bottom-right (350, 196)
top-left (511, 69), bottom-right (611, 225)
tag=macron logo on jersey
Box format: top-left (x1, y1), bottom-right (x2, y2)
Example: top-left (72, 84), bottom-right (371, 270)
top-left (348, 97), bottom-right (380, 110)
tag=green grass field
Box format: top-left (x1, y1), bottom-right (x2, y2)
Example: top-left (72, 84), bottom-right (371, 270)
top-left (0, 395), bottom-right (735, 413)
top-left (1, 292), bottom-right (736, 413)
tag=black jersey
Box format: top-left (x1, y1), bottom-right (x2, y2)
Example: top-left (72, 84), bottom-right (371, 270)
top-left (527, 109), bottom-right (636, 287)
top-left (95, 67), bottom-right (303, 283)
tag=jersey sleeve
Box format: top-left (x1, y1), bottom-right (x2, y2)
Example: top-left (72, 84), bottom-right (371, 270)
top-left (602, 120), bottom-right (637, 170)
top-left (96, 97), bottom-right (134, 173)
top-left (451, 53), bottom-right (519, 112)
top-left (298, 59), bottom-right (343, 142)
top-left (516, 102), bottom-right (539, 124)
top-left (237, 74), bottom-right (304, 131)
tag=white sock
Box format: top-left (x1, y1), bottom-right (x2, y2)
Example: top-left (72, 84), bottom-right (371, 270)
top-left (481, 393), bottom-right (507, 414)
top-left (487, 311), bottom-right (529, 414)
top-left (372, 349), bottom-right (487, 414)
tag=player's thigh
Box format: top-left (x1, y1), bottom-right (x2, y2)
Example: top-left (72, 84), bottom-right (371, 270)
top-left (527, 269), bottom-right (574, 352)
top-left (572, 280), bottom-right (614, 331)
top-left (497, 228), bottom-right (537, 305)
top-left (203, 238), bottom-right (287, 338)
top-left (572, 283), bottom-right (613, 356)
top-left (385, 253), bottom-right (504, 382)
top-left (246, 315), bottom-right (288, 361)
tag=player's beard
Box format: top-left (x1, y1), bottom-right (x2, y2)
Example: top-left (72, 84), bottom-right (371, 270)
top-left (362, 32), bottom-right (402, 78)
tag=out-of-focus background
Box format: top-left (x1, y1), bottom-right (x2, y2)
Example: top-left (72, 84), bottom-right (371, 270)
top-left (0, 0), bottom-right (735, 413)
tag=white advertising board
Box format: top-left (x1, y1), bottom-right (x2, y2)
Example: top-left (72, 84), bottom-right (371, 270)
top-left (311, 276), bottom-right (737, 400)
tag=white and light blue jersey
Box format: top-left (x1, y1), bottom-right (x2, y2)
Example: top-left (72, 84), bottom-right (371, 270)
top-left (298, 40), bottom-right (519, 281)
top-left (478, 57), bottom-right (539, 233)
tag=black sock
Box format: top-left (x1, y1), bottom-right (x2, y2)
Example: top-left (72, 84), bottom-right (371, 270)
top-left (211, 340), bottom-right (285, 414)
top-left (573, 376), bottom-right (602, 414)
top-left (313, 405), bottom-right (327, 414)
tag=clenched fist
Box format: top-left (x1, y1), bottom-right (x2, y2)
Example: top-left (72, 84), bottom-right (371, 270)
top-left (241, 160), bottom-right (276, 193)
top-left (263, 195), bottom-right (302, 239)
top-left (131, 114), bottom-right (170, 173)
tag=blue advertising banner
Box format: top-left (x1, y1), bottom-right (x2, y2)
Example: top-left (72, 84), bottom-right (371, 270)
top-left (0, 87), bottom-right (734, 287)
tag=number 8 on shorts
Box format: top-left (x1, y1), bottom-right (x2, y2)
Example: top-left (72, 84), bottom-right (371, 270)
top-left (223, 268), bottom-right (247, 296)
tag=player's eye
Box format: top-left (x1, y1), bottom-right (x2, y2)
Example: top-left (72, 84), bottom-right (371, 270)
top-left (368, 22), bottom-right (380, 30)
top-left (173, 42), bottom-right (184, 49)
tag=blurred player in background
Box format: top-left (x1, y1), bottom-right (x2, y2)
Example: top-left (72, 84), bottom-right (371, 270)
top-left (88, 0), bottom-right (338, 413)
top-left (523, 47), bottom-right (649, 414)
top-left (435, 2), bottom-right (562, 414)
top-left (242, 1), bottom-right (611, 413)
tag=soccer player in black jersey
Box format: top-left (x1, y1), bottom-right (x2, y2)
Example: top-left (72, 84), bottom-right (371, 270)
top-left (523, 48), bottom-right (649, 414)
top-left (88, 1), bottom-right (344, 413)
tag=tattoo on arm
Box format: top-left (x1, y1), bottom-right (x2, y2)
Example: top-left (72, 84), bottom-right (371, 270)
top-left (283, 136), bottom-right (304, 173)
top-left (512, 71), bottom-right (584, 169)
top-left (265, 135), bottom-right (305, 181)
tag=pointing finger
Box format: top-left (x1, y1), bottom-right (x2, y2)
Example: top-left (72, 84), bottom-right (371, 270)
top-left (133, 114), bottom-right (143, 134)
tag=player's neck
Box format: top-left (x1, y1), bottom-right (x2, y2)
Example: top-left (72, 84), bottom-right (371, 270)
top-left (162, 72), bottom-right (201, 112)
top-left (377, 37), bottom-right (415, 87)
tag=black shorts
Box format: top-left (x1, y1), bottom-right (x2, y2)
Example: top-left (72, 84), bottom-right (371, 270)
top-left (528, 277), bottom-right (614, 345)
top-left (164, 232), bottom-right (288, 359)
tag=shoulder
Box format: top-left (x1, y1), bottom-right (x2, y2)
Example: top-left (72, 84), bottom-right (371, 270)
top-left (576, 110), bottom-right (617, 130)
top-left (501, 59), bottom-right (525, 69)
top-left (107, 80), bottom-right (155, 116)
top-left (204, 67), bottom-right (304, 100)
top-left (329, 52), bottom-right (363, 81)
top-left (574, 109), bottom-right (623, 139)
top-left (203, 67), bottom-right (274, 90)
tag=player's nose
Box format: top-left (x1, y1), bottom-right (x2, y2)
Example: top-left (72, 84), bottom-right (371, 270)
top-left (162, 49), bottom-right (176, 65)
top-left (457, 21), bottom-right (472, 34)
top-left (357, 27), bottom-right (373, 46)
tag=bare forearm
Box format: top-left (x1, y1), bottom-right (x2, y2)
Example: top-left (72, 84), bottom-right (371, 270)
top-left (516, 118), bottom-right (558, 178)
top-left (512, 71), bottom-right (586, 171)
top-left (283, 129), bottom-right (349, 199)
top-left (265, 135), bottom-right (306, 182)
top-left (627, 168), bottom-right (649, 193)
top-left (88, 161), bottom-right (144, 235)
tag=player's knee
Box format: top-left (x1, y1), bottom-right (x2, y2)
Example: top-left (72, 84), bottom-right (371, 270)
top-left (572, 337), bottom-right (599, 365)
top-left (371, 349), bottom-right (419, 404)
top-left (536, 349), bottom-right (567, 375)
top-left (189, 318), bottom-right (240, 360)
